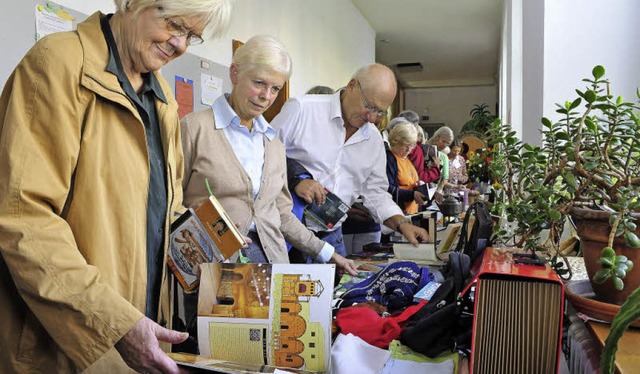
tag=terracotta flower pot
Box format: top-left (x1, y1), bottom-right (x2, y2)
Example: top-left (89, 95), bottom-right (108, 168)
top-left (572, 207), bottom-right (640, 305)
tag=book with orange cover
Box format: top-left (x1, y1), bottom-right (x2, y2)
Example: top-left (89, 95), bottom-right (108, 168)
top-left (168, 195), bottom-right (246, 293)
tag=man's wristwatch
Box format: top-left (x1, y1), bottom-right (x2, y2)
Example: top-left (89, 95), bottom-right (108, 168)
top-left (394, 217), bottom-right (411, 232)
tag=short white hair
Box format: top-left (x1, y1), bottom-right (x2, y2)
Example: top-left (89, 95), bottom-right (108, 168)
top-left (114, 0), bottom-right (232, 39)
top-left (427, 126), bottom-right (454, 144)
top-left (232, 35), bottom-right (292, 80)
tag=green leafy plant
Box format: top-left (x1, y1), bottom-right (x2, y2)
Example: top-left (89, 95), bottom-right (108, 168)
top-left (600, 286), bottom-right (640, 374)
top-left (460, 103), bottom-right (496, 135)
top-left (487, 65), bottom-right (640, 287)
top-left (467, 147), bottom-right (494, 184)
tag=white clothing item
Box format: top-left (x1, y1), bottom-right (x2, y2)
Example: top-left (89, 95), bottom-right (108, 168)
top-left (379, 357), bottom-right (455, 374)
top-left (451, 156), bottom-right (462, 169)
top-left (331, 333), bottom-right (391, 374)
top-left (271, 91), bottom-right (403, 232)
top-left (442, 146), bottom-right (451, 154)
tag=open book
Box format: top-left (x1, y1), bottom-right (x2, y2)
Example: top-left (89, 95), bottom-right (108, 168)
top-left (168, 195), bottom-right (246, 293)
top-left (303, 189), bottom-right (349, 230)
top-left (390, 215), bottom-right (461, 266)
top-left (168, 352), bottom-right (318, 373)
top-left (196, 263), bottom-right (335, 373)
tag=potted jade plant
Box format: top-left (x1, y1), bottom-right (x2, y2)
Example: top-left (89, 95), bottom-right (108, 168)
top-left (487, 65), bottom-right (640, 304)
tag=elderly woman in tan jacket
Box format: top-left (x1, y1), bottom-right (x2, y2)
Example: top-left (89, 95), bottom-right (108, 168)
top-left (181, 36), bottom-right (358, 273)
top-left (0, 0), bottom-right (233, 372)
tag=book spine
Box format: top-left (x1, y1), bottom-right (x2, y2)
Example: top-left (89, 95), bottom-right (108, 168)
top-left (168, 257), bottom-right (197, 293)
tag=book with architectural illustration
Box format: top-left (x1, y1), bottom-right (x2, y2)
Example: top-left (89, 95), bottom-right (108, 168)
top-left (304, 189), bottom-right (349, 230)
top-left (196, 263), bottom-right (336, 373)
top-left (168, 195), bottom-right (246, 293)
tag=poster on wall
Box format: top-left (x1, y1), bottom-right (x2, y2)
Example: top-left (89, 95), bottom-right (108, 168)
top-left (200, 73), bottom-right (223, 105)
top-left (35, 3), bottom-right (75, 41)
top-left (176, 76), bottom-right (194, 119)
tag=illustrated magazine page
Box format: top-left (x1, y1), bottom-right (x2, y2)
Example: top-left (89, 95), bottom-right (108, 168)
top-left (197, 263), bottom-right (336, 373)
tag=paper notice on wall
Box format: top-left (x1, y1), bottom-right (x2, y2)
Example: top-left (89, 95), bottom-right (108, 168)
top-left (35, 4), bottom-right (74, 41)
top-left (175, 76), bottom-right (194, 119)
top-left (201, 73), bottom-right (223, 106)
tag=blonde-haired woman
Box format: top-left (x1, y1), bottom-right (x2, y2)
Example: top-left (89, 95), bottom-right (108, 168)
top-left (386, 120), bottom-right (426, 214)
top-left (181, 35), bottom-right (356, 270)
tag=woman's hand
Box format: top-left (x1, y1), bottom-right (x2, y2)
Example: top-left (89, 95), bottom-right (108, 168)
top-left (329, 253), bottom-right (358, 276)
top-left (432, 155), bottom-right (441, 166)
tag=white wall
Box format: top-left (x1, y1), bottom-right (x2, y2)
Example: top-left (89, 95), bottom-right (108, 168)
top-left (404, 85), bottom-right (498, 136)
top-left (498, 0), bottom-right (523, 140)
top-left (502, 0), bottom-right (640, 144)
top-left (2, 0), bottom-right (374, 96)
top-left (521, 0), bottom-right (544, 145)
top-left (543, 0), bottom-right (640, 122)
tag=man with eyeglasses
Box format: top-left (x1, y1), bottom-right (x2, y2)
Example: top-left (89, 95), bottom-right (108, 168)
top-left (271, 64), bottom-right (430, 260)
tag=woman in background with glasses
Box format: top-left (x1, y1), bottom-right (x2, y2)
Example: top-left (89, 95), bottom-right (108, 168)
top-left (0, 1), bottom-right (232, 372)
top-left (386, 120), bottom-right (427, 214)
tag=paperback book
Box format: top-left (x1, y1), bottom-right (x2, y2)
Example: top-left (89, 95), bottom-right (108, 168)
top-left (168, 195), bottom-right (246, 293)
top-left (413, 280), bottom-right (442, 303)
top-left (304, 189), bottom-right (349, 230)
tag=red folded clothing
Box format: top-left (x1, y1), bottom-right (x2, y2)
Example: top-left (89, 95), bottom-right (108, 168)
top-left (335, 300), bottom-right (427, 349)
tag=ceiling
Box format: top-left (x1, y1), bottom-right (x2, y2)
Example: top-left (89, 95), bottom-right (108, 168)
top-left (351, 0), bottom-right (504, 89)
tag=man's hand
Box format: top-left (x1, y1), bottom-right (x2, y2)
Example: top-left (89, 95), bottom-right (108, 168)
top-left (329, 253), bottom-right (358, 276)
top-left (399, 222), bottom-right (430, 245)
top-left (294, 179), bottom-right (326, 204)
top-left (115, 316), bottom-right (188, 374)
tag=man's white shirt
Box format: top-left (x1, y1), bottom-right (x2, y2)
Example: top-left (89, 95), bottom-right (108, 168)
top-left (271, 91), bottom-right (403, 232)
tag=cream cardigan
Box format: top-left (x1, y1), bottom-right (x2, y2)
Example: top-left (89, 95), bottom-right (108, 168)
top-left (180, 108), bottom-right (325, 263)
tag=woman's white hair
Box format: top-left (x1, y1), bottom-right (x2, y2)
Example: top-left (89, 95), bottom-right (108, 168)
top-left (414, 124), bottom-right (425, 142)
top-left (427, 126), bottom-right (454, 145)
top-left (232, 35), bottom-right (292, 80)
top-left (388, 121), bottom-right (417, 147)
top-left (114, 0), bottom-right (232, 39)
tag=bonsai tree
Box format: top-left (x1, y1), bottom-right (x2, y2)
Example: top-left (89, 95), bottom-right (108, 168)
top-left (488, 65), bottom-right (640, 288)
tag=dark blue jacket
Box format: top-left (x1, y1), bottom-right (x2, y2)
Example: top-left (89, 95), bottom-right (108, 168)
top-left (386, 147), bottom-right (416, 207)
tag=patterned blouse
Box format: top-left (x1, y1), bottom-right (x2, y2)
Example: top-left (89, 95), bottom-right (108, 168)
top-left (448, 155), bottom-right (468, 185)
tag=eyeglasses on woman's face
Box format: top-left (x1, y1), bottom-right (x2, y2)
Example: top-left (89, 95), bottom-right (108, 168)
top-left (164, 16), bottom-right (204, 46)
top-left (356, 80), bottom-right (388, 118)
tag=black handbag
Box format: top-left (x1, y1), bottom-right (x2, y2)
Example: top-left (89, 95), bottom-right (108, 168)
top-left (399, 251), bottom-right (473, 357)
top-left (455, 200), bottom-right (493, 261)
